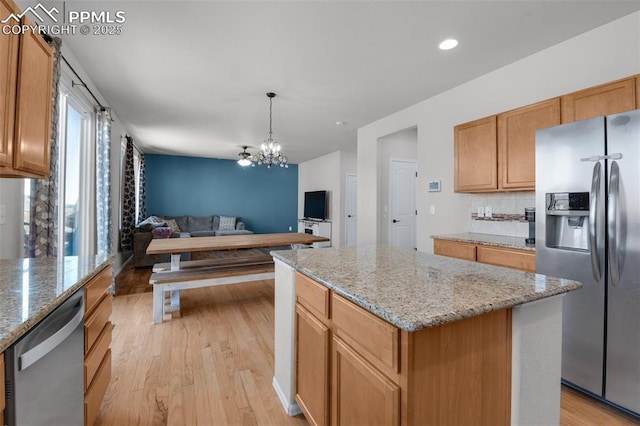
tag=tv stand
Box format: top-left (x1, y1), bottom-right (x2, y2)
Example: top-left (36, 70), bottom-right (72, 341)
top-left (298, 220), bottom-right (331, 248)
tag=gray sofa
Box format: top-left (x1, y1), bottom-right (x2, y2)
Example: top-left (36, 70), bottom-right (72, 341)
top-left (133, 214), bottom-right (253, 267)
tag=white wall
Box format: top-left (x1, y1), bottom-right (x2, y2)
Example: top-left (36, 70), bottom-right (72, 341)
top-left (298, 150), bottom-right (357, 247)
top-left (378, 127), bottom-right (417, 245)
top-left (358, 12), bottom-right (640, 253)
top-left (0, 179), bottom-right (24, 259)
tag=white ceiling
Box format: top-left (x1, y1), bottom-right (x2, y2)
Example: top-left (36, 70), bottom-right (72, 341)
top-left (52, 1), bottom-right (640, 164)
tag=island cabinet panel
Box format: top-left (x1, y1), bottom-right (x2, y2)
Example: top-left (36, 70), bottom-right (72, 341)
top-left (433, 239), bottom-right (476, 261)
top-left (454, 115), bottom-right (498, 192)
top-left (1, 352), bottom-right (4, 420)
top-left (296, 272), bottom-right (330, 319)
top-left (406, 308), bottom-right (512, 425)
top-left (477, 246), bottom-right (535, 273)
top-left (331, 336), bottom-right (400, 426)
top-left (295, 304), bottom-right (330, 426)
top-left (561, 77), bottom-right (636, 123)
top-left (498, 98), bottom-right (560, 190)
top-left (84, 265), bottom-right (112, 425)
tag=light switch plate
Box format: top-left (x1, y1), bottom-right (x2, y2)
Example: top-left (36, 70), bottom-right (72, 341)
top-left (477, 206), bottom-right (485, 218)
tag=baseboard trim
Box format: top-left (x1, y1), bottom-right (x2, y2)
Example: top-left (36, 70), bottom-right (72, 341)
top-left (272, 376), bottom-right (302, 417)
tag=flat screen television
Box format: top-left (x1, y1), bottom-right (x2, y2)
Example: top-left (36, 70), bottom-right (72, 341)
top-left (304, 190), bottom-right (327, 220)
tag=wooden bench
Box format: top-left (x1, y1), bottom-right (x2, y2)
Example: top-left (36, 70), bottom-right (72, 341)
top-left (152, 254), bottom-right (274, 273)
top-left (150, 262), bottom-right (275, 324)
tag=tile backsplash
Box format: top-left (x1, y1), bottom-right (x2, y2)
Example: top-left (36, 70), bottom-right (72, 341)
top-left (468, 192), bottom-right (535, 238)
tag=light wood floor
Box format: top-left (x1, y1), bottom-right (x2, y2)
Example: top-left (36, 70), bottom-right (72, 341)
top-left (104, 265), bottom-right (640, 425)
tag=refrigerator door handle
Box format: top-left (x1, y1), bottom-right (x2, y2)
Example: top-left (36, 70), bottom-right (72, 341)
top-left (589, 161), bottom-right (602, 282)
top-left (608, 161), bottom-right (621, 286)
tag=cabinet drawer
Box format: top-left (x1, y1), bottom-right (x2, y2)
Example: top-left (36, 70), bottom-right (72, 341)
top-left (85, 294), bottom-right (112, 354)
top-left (85, 266), bottom-right (111, 317)
top-left (85, 322), bottom-right (112, 390)
top-left (84, 349), bottom-right (111, 426)
top-left (433, 239), bottom-right (477, 261)
top-left (477, 246), bottom-right (535, 272)
top-left (331, 294), bottom-right (399, 374)
top-left (296, 272), bottom-right (329, 319)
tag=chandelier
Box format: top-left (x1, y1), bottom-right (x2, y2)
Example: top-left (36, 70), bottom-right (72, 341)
top-left (237, 146), bottom-right (252, 166)
top-left (253, 92), bottom-right (288, 168)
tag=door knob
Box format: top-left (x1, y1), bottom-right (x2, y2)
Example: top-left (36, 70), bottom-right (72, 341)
top-left (392, 219), bottom-right (400, 223)
top-left (348, 215), bottom-right (353, 218)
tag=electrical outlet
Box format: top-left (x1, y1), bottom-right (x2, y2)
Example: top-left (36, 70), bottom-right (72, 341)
top-left (477, 206), bottom-right (485, 218)
top-left (288, 226), bottom-right (292, 231)
top-left (430, 205), bottom-right (436, 214)
top-left (485, 206), bottom-right (492, 218)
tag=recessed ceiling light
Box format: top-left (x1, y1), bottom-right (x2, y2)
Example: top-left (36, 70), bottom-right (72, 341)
top-left (439, 38), bottom-right (458, 50)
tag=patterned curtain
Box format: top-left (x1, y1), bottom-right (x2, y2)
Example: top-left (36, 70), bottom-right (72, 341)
top-left (27, 37), bottom-right (62, 258)
top-left (138, 153), bottom-right (147, 223)
top-left (96, 107), bottom-right (112, 255)
top-left (120, 136), bottom-right (136, 251)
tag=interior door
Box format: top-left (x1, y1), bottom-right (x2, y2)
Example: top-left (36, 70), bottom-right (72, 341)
top-left (345, 174), bottom-right (357, 247)
top-left (389, 159), bottom-right (416, 249)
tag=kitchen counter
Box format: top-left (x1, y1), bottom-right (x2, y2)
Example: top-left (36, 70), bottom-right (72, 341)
top-left (271, 245), bottom-right (577, 332)
top-left (0, 254), bottom-right (112, 353)
top-left (431, 232), bottom-right (535, 251)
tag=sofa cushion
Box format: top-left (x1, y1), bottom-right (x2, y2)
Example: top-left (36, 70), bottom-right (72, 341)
top-left (151, 227), bottom-right (172, 239)
top-left (187, 215), bottom-right (213, 232)
top-left (137, 215), bottom-right (166, 231)
top-left (219, 216), bottom-right (237, 231)
top-left (165, 216), bottom-right (189, 233)
top-left (189, 230), bottom-right (217, 237)
top-left (163, 218), bottom-right (181, 233)
top-left (214, 229), bottom-right (253, 236)
top-left (212, 215), bottom-right (220, 230)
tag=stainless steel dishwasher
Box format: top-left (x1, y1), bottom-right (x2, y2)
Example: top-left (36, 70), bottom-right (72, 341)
top-left (4, 288), bottom-right (84, 426)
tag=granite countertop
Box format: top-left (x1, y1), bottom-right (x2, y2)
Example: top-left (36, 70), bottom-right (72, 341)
top-left (272, 245), bottom-right (579, 332)
top-left (432, 232), bottom-right (536, 252)
top-left (0, 254), bottom-right (112, 353)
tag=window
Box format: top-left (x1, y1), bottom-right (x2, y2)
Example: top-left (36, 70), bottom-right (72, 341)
top-left (57, 71), bottom-right (96, 257)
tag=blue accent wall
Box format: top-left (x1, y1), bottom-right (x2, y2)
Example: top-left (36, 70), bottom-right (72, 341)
top-left (145, 154), bottom-right (298, 234)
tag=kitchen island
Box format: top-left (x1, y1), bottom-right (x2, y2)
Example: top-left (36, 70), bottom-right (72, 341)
top-left (271, 245), bottom-right (581, 425)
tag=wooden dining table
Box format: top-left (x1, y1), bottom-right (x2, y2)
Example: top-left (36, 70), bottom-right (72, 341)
top-left (146, 232), bottom-right (331, 323)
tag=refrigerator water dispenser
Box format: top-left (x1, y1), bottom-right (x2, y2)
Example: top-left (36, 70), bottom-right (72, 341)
top-left (545, 192), bottom-right (589, 251)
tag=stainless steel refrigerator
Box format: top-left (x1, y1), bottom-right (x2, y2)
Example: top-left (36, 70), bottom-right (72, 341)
top-left (536, 108), bottom-right (640, 416)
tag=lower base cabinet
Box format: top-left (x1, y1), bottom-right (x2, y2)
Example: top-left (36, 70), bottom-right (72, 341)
top-left (433, 238), bottom-right (535, 272)
top-left (331, 336), bottom-right (399, 426)
top-left (1, 353), bottom-right (4, 422)
top-left (294, 271), bottom-right (512, 425)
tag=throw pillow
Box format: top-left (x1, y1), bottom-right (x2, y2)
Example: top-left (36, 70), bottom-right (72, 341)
top-left (151, 226), bottom-right (172, 239)
top-left (219, 216), bottom-right (237, 231)
top-left (164, 218), bottom-right (181, 233)
top-left (137, 215), bottom-right (166, 232)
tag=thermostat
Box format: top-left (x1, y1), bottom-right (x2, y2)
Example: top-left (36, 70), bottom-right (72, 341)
top-left (428, 180), bottom-right (441, 192)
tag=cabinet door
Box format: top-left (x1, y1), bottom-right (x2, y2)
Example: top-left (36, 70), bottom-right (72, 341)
top-left (498, 98), bottom-right (560, 190)
top-left (561, 77), bottom-right (636, 123)
top-left (476, 246), bottom-right (535, 272)
top-left (0, 0), bottom-right (19, 167)
top-left (1, 352), bottom-right (4, 419)
top-left (332, 336), bottom-right (400, 426)
top-left (13, 18), bottom-right (53, 177)
top-left (433, 239), bottom-right (476, 261)
top-left (454, 116), bottom-right (497, 192)
top-left (295, 304), bottom-right (330, 426)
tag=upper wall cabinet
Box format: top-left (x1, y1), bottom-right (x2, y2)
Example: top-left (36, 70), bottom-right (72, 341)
top-left (498, 98), bottom-right (560, 190)
top-left (454, 116), bottom-right (497, 192)
top-left (561, 77), bottom-right (636, 123)
top-left (0, 0), bottom-right (54, 179)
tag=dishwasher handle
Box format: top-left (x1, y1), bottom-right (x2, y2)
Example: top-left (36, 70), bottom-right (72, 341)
top-left (19, 297), bottom-right (84, 371)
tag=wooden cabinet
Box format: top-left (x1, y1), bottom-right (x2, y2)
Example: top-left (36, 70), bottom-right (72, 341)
top-left (454, 116), bottom-right (497, 192)
top-left (1, 352), bottom-right (4, 422)
top-left (498, 98), bottom-right (560, 190)
top-left (332, 336), bottom-right (400, 426)
top-left (433, 238), bottom-right (535, 272)
top-left (295, 271), bottom-right (513, 425)
top-left (0, 0), bottom-right (54, 179)
top-left (561, 77), bottom-right (636, 123)
top-left (84, 265), bottom-right (113, 426)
